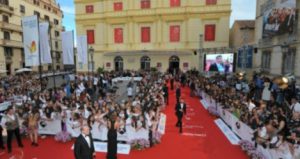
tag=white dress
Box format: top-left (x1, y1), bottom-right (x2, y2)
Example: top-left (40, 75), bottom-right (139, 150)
top-left (262, 82), bottom-right (271, 101)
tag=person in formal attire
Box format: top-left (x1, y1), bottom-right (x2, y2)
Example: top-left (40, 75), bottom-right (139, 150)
top-left (162, 83), bottom-right (169, 105)
top-left (74, 125), bottom-right (96, 159)
top-left (175, 85), bottom-right (181, 103)
top-left (107, 114), bottom-right (119, 159)
top-left (0, 106), bottom-right (23, 153)
top-left (209, 55), bottom-right (225, 72)
top-left (175, 99), bottom-right (186, 133)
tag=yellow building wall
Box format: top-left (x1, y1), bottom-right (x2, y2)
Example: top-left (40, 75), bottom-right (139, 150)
top-left (75, 0), bottom-right (231, 72)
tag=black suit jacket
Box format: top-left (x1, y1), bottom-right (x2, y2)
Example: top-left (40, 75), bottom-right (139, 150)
top-left (74, 134), bottom-right (95, 159)
top-left (209, 63), bottom-right (224, 72)
top-left (175, 103), bottom-right (186, 117)
top-left (176, 88), bottom-right (181, 98)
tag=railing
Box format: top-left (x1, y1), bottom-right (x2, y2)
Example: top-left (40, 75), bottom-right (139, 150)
top-left (0, 39), bottom-right (23, 48)
top-left (0, 22), bottom-right (22, 32)
top-left (0, 4), bottom-right (14, 14)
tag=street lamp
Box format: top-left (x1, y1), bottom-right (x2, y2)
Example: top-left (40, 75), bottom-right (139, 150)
top-left (89, 46), bottom-right (94, 75)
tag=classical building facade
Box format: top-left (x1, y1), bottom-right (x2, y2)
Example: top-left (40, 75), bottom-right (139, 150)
top-left (75, 0), bottom-right (231, 72)
top-left (0, 0), bottom-right (64, 75)
top-left (254, 0), bottom-right (300, 80)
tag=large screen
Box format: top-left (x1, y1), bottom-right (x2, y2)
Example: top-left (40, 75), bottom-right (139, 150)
top-left (262, 0), bottom-right (297, 39)
top-left (204, 53), bottom-right (235, 73)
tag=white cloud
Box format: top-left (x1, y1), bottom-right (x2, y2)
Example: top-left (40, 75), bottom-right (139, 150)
top-left (61, 6), bottom-right (75, 15)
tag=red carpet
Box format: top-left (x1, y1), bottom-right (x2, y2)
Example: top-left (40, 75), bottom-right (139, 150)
top-left (0, 85), bottom-right (247, 159)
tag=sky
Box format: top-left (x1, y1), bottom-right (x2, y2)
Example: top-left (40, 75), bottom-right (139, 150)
top-left (57, 0), bottom-right (256, 34)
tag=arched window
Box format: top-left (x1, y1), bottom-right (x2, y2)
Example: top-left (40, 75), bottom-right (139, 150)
top-left (140, 56), bottom-right (151, 71)
top-left (114, 56), bottom-right (124, 71)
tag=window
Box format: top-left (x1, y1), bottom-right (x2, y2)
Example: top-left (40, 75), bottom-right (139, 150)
top-left (34, 11), bottom-right (40, 18)
top-left (114, 28), bottom-right (123, 43)
top-left (87, 30), bottom-right (95, 44)
top-left (2, 15), bottom-right (9, 23)
top-left (282, 48), bottom-right (296, 74)
top-left (205, 24), bottom-right (216, 41)
top-left (33, 0), bottom-right (39, 6)
top-left (170, 0), bottom-right (180, 7)
top-left (170, 25), bottom-right (180, 42)
top-left (54, 19), bottom-right (59, 25)
top-left (55, 41), bottom-right (58, 49)
top-left (206, 0), bottom-right (217, 5)
top-left (86, 5), bottom-right (94, 13)
top-left (0, 0), bottom-right (9, 5)
top-left (141, 56), bottom-right (151, 71)
top-left (44, 15), bottom-right (50, 21)
top-left (20, 5), bottom-right (25, 13)
top-left (261, 51), bottom-right (271, 70)
top-left (4, 31), bottom-right (10, 40)
top-left (4, 47), bottom-right (13, 57)
top-left (141, 0), bottom-right (150, 9)
top-left (141, 27), bottom-right (150, 43)
top-left (55, 31), bottom-right (60, 37)
top-left (114, 2), bottom-right (123, 11)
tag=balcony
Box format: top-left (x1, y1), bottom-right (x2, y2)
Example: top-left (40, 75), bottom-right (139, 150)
top-left (0, 4), bottom-right (14, 15)
top-left (0, 22), bottom-right (22, 33)
top-left (0, 39), bottom-right (23, 48)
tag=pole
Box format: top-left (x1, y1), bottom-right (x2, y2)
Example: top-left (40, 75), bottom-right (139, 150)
top-left (199, 34), bottom-right (204, 73)
top-left (73, 30), bottom-right (77, 84)
top-left (49, 24), bottom-right (56, 91)
top-left (37, 19), bottom-right (43, 91)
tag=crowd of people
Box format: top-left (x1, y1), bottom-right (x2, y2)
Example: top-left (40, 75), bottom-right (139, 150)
top-left (0, 70), bottom-right (169, 159)
top-left (183, 71), bottom-right (300, 156)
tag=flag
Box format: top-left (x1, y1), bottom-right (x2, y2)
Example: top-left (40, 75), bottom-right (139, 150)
top-left (62, 31), bottom-right (74, 65)
top-left (22, 16), bottom-right (40, 66)
top-left (77, 35), bottom-right (88, 65)
top-left (39, 22), bottom-right (52, 64)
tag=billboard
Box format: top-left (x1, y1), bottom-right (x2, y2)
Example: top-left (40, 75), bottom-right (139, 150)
top-left (262, 0), bottom-right (297, 39)
top-left (204, 53), bottom-right (235, 73)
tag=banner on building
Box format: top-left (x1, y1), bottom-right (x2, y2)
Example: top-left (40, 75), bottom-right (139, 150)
top-left (22, 16), bottom-right (40, 66)
top-left (77, 35), bottom-right (88, 65)
top-left (39, 22), bottom-right (52, 64)
top-left (262, 0), bottom-right (297, 38)
top-left (62, 31), bottom-right (75, 65)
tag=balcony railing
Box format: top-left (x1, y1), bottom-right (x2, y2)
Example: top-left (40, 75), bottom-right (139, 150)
top-left (0, 4), bottom-right (14, 14)
top-left (0, 22), bottom-right (22, 33)
top-left (0, 39), bottom-right (23, 48)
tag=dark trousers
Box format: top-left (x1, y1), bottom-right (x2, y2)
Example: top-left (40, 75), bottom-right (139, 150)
top-left (176, 96), bottom-right (180, 103)
top-left (0, 126), bottom-right (4, 148)
top-left (7, 128), bottom-right (23, 152)
top-left (149, 130), bottom-right (153, 147)
top-left (176, 114), bottom-right (183, 133)
top-left (164, 95), bottom-right (169, 105)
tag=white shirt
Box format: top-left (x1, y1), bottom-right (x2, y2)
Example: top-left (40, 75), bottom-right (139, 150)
top-left (248, 102), bottom-right (256, 112)
top-left (1, 114), bottom-right (16, 128)
top-left (82, 134), bottom-right (91, 148)
top-left (93, 77), bottom-right (98, 85)
top-left (291, 102), bottom-right (300, 113)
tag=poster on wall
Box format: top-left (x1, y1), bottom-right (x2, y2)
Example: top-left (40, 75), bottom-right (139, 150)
top-left (262, 0), bottom-right (297, 39)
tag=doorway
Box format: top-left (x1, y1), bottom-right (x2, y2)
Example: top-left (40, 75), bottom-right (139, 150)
top-left (169, 55), bottom-right (180, 75)
top-left (114, 56), bottom-right (124, 72)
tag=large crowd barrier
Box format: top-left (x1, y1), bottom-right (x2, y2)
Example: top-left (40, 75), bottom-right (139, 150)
top-left (36, 113), bottom-right (166, 143)
top-left (112, 77), bottom-right (143, 83)
top-left (200, 91), bottom-right (300, 159)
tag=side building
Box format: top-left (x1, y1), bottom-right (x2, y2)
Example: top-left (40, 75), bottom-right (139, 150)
top-left (75, 0), bottom-right (231, 72)
top-left (0, 0), bottom-right (64, 75)
top-left (254, 0), bottom-right (300, 81)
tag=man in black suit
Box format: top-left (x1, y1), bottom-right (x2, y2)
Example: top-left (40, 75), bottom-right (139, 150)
top-left (74, 125), bottom-right (96, 159)
top-left (175, 98), bottom-right (186, 133)
top-left (162, 83), bottom-right (169, 105)
top-left (209, 55), bottom-right (225, 72)
top-left (175, 85), bottom-right (181, 103)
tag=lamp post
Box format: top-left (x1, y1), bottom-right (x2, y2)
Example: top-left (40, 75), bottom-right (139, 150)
top-left (89, 46), bottom-right (94, 76)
